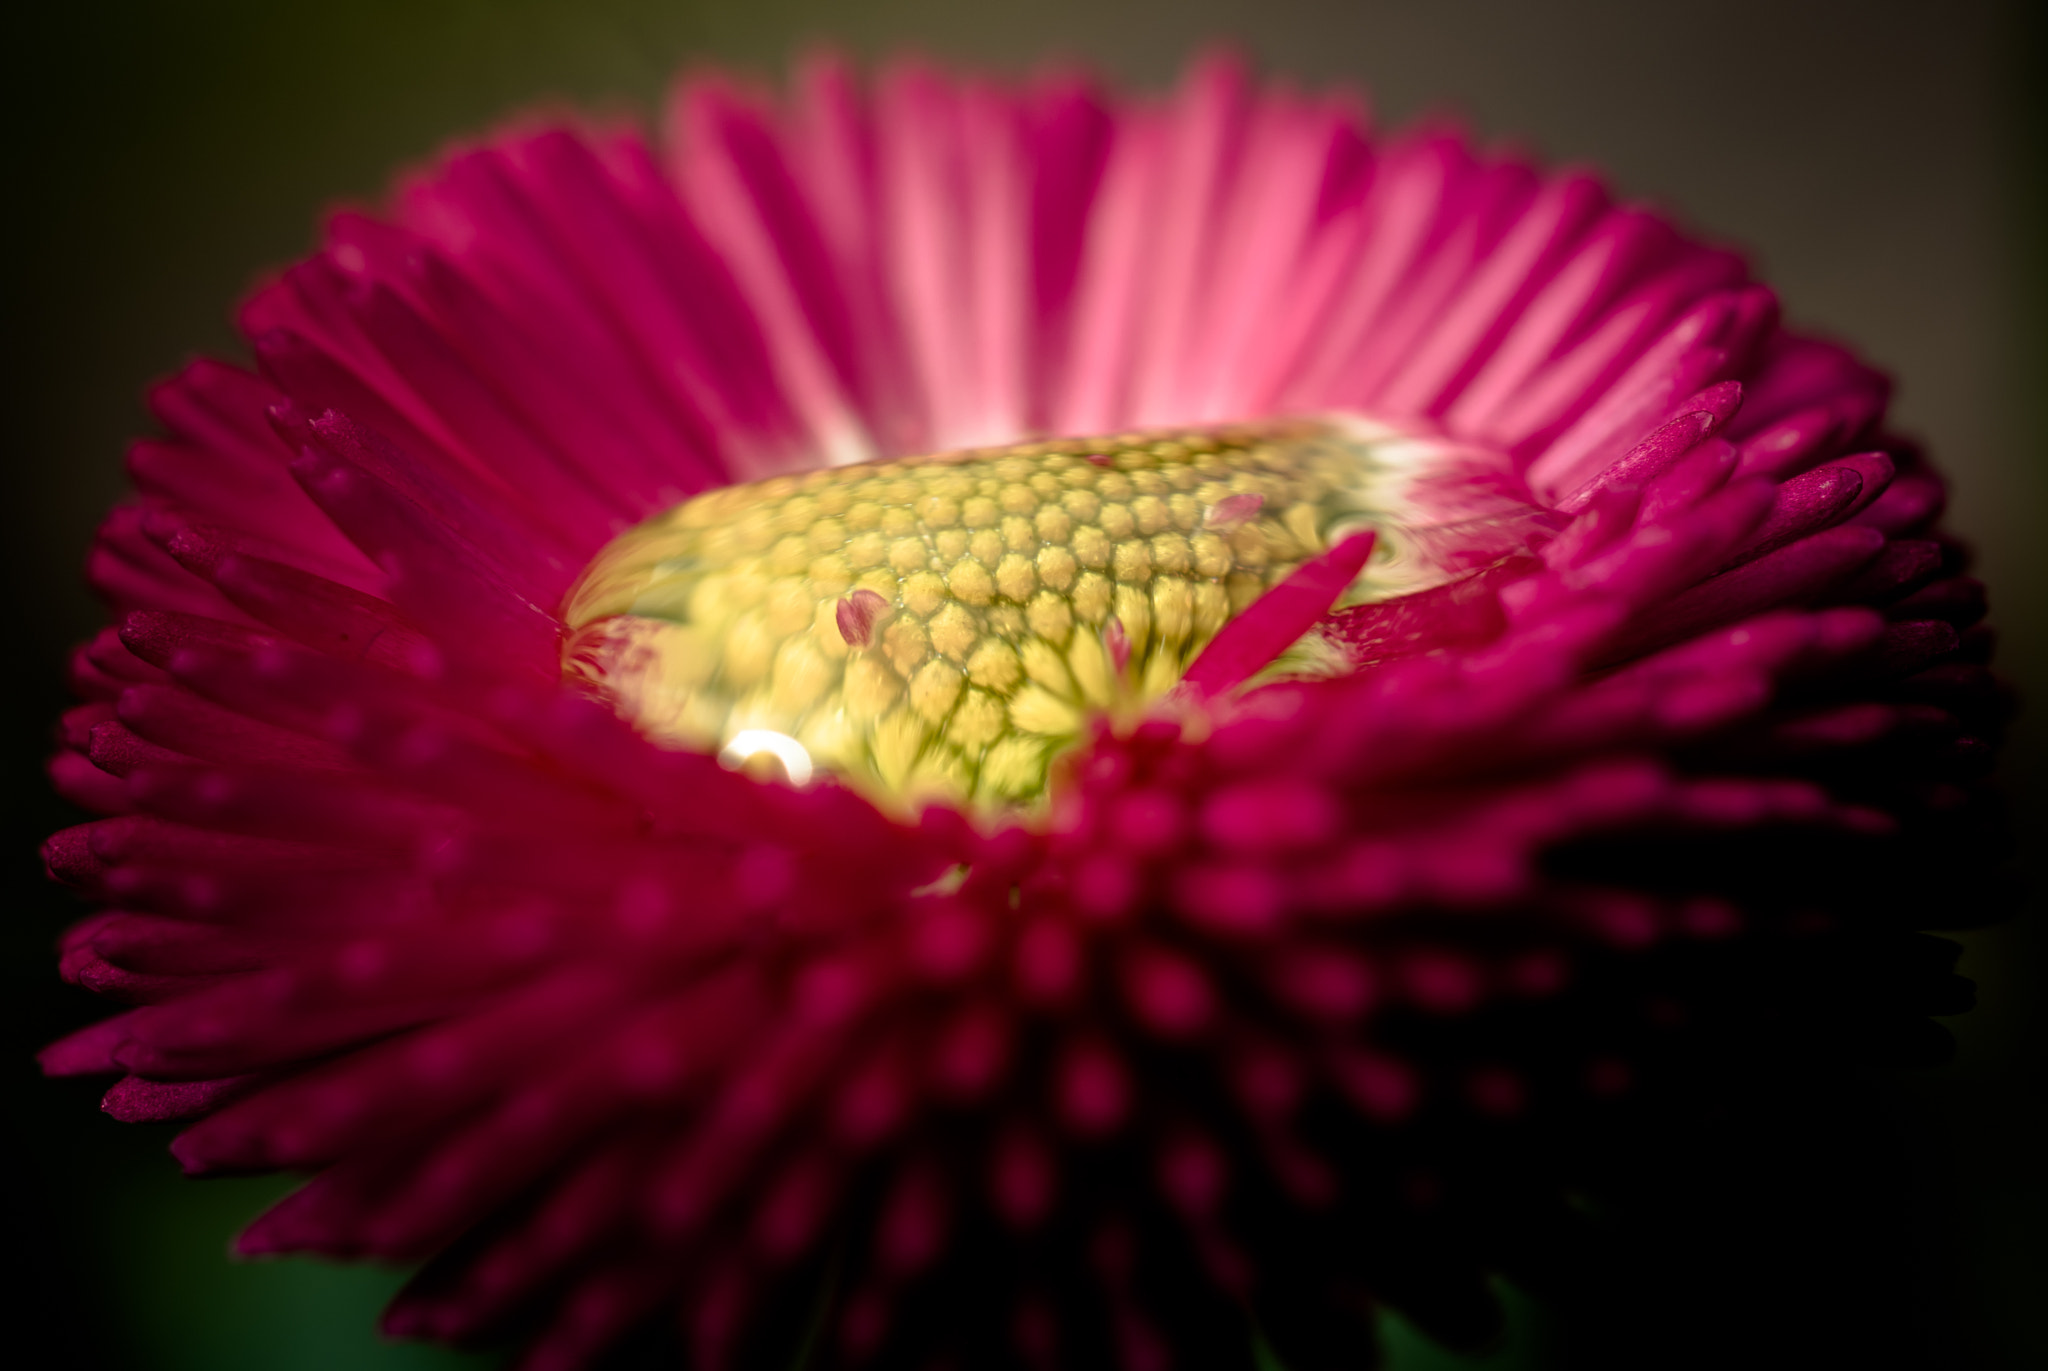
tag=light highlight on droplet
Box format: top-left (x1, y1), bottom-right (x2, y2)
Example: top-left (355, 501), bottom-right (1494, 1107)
top-left (719, 730), bottom-right (815, 786)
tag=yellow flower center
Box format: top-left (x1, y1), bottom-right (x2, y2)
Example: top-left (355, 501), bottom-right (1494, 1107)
top-left (562, 417), bottom-right (1490, 811)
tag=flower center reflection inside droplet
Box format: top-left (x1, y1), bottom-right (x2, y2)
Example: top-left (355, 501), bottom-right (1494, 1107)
top-left (562, 417), bottom-right (1547, 810)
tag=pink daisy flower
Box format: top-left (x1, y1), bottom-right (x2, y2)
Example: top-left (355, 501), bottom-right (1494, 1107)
top-left (42, 53), bottom-right (2006, 1371)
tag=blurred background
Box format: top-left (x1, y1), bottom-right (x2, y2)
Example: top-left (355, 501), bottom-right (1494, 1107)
top-left (4, 2), bottom-right (2040, 1367)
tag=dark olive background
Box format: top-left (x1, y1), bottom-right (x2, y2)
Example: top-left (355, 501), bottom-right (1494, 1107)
top-left (4, 3), bottom-right (2041, 1368)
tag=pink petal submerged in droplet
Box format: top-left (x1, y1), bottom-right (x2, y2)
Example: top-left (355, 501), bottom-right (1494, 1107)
top-left (1204, 491), bottom-right (1265, 528)
top-left (835, 587), bottom-right (892, 647)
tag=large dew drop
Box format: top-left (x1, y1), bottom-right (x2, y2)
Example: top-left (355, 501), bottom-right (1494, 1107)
top-left (562, 418), bottom-right (1553, 811)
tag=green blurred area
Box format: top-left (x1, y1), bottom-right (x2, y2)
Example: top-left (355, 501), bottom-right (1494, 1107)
top-left (61, 1139), bottom-right (1558, 1371)
top-left (4, 3), bottom-right (2040, 1368)
top-left (102, 1170), bottom-right (485, 1371)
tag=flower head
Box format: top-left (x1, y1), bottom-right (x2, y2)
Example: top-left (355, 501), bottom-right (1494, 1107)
top-left (43, 53), bottom-right (2005, 1371)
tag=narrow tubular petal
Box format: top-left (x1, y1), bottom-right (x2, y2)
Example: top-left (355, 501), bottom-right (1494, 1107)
top-left (287, 429), bottom-right (561, 667)
top-left (1181, 533), bottom-right (1378, 699)
top-left (670, 78), bottom-right (878, 467)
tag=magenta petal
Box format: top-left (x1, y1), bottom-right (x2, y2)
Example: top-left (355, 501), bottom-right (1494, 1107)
top-left (1555, 379), bottom-right (1741, 515)
top-left (40, 1011), bottom-right (140, 1077)
top-left (288, 430), bottom-right (559, 667)
top-left (1610, 525), bottom-right (1888, 660)
top-left (104, 1074), bottom-right (259, 1123)
top-left (1180, 532), bottom-right (1376, 700)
